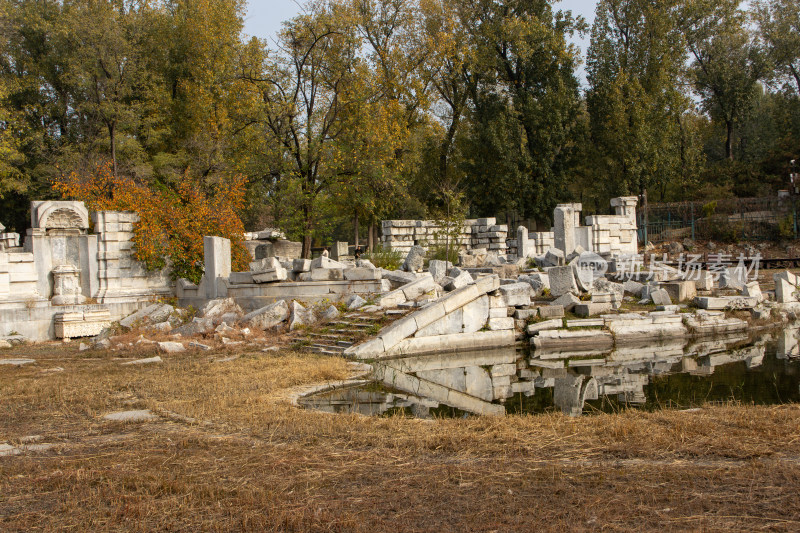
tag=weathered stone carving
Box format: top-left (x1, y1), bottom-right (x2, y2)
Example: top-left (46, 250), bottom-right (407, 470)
top-left (31, 201), bottom-right (90, 233)
top-left (51, 264), bottom-right (86, 305)
top-left (45, 208), bottom-right (85, 230)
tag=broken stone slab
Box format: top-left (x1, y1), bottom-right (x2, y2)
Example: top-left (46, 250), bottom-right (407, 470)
top-left (650, 289), bottom-right (672, 306)
top-left (693, 270), bottom-right (715, 291)
top-left (428, 260), bottom-right (452, 285)
top-left (462, 295), bottom-right (490, 334)
top-left (382, 269), bottom-right (417, 285)
top-left (498, 282), bottom-right (532, 307)
top-left (623, 280), bottom-right (645, 297)
top-left (250, 257), bottom-right (282, 272)
top-left (201, 298), bottom-right (244, 324)
top-left (527, 319), bottom-right (564, 335)
top-left (592, 278), bottom-right (624, 300)
top-left (551, 293), bottom-right (580, 312)
top-left (0, 358), bottom-right (35, 366)
top-left (172, 317), bottom-right (214, 337)
top-left (573, 303), bottom-right (613, 318)
top-left (402, 245), bottom-right (426, 272)
top-left (310, 256), bottom-right (348, 270)
top-left (444, 268), bottom-right (475, 291)
top-left (719, 268), bottom-right (745, 291)
top-left (517, 275), bottom-right (545, 297)
top-left (515, 309), bottom-right (538, 321)
top-left (548, 266), bottom-right (578, 297)
top-left (345, 294), bottom-right (368, 310)
top-left (661, 281), bottom-right (697, 303)
top-left (228, 272), bottom-right (254, 284)
top-left (742, 281), bottom-right (764, 303)
top-left (774, 274), bottom-right (798, 303)
top-left (695, 296), bottom-right (759, 310)
top-left (157, 342), bottom-right (185, 353)
top-left (401, 273), bottom-right (437, 301)
top-left (538, 305), bottom-right (565, 319)
top-left (253, 266), bottom-right (289, 283)
top-left (356, 258), bottom-right (376, 269)
top-left (288, 301), bottom-right (316, 330)
top-left (189, 342), bottom-right (212, 351)
top-left (321, 305), bottom-right (340, 321)
top-left (543, 248), bottom-right (565, 267)
top-left (343, 268), bottom-right (381, 281)
top-left (533, 329), bottom-right (614, 350)
top-left (310, 267), bottom-right (344, 281)
top-left (120, 303), bottom-right (172, 329)
top-left (570, 263), bottom-right (594, 292)
top-left (103, 410), bottom-right (159, 422)
top-left (566, 245), bottom-right (586, 264)
top-left (292, 258), bottom-right (312, 272)
top-left (121, 356), bottom-right (163, 365)
top-left (487, 317), bottom-right (515, 331)
top-left (241, 300), bottom-right (289, 330)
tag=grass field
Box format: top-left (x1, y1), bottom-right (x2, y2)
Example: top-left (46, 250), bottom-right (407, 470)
top-left (2, 342), bottom-right (800, 531)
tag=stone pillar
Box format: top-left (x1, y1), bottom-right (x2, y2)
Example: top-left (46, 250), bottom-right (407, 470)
top-left (203, 236), bottom-right (231, 299)
top-left (611, 197), bottom-right (638, 226)
top-left (332, 241), bottom-right (349, 260)
top-left (554, 204), bottom-right (580, 257)
top-left (517, 226), bottom-right (530, 259)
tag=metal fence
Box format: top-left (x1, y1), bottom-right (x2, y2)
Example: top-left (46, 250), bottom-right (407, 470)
top-left (638, 197), bottom-right (798, 243)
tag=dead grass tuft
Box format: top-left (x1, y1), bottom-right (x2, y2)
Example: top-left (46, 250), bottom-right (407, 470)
top-left (2, 343), bottom-right (800, 531)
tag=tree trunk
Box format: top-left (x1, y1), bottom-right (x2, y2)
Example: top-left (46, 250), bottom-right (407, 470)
top-left (725, 120), bottom-right (735, 161)
top-left (368, 222), bottom-right (375, 251)
top-left (109, 122), bottom-right (117, 177)
top-left (302, 204), bottom-right (312, 258)
top-left (353, 212), bottom-right (359, 247)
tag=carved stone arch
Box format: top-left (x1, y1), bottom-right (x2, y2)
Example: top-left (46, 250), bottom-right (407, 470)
top-left (31, 201), bottom-right (90, 233)
top-left (45, 208), bottom-right (84, 229)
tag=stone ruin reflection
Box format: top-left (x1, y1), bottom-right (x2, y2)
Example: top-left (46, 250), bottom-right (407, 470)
top-left (300, 328), bottom-right (800, 418)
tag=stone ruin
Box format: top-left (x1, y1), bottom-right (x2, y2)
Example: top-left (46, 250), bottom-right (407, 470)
top-left (0, 201), bottom-right (172, 341)
top-left (379, 197), bottom-right (639, 264)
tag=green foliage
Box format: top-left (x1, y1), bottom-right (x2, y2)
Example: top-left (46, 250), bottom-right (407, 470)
top-left (702, 201), bottom-right (718, 218)
top-left (362, 246), bottom-right (404, 271)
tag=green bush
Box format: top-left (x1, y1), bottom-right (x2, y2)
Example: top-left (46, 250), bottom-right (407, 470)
top-left (362, 246), bottom-right (404, 270)
top-left (426, 244), bottom-right (459, 265)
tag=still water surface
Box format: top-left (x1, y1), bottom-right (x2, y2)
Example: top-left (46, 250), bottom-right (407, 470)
top-left (299, 328), bottom-right (800, 418)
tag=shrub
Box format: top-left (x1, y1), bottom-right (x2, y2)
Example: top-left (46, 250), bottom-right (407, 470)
top-left (362, 245), bottom-right (404, 270)
top-left (54, 161), bottom-right (250, 283)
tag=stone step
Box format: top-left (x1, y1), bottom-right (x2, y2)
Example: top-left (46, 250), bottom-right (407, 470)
top-left (311, 348), bottom-right (345, 356)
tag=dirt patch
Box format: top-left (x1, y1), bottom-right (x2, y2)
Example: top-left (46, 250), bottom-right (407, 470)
top-left (2, 343), bottom-right (800, 531)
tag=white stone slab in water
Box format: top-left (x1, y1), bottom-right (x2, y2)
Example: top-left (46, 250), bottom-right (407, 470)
top-left (103, 410), bottom-right (159, 422)
top-left (0, 359), bottom-right (35, 366)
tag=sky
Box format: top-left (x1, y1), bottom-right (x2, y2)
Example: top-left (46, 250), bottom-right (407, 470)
top-left (244, 0), bottom-right (600, 57)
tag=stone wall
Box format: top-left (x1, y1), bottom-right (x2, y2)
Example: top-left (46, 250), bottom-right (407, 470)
top-left (381, 218), bottom-right (509, 255)
top-left (517, 197), bottom-right (638, 259)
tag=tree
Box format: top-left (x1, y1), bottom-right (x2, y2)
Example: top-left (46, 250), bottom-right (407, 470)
top-left (462, 0), bottom-right (585, 222)
top-left (587, 0), bottom-right (701, 198)
top-left (55, 161), bottom-right (249, 283)
top-left (681, 0), bottom-right (768, 161)
top-left (754, 0), bottom-right (800, 94)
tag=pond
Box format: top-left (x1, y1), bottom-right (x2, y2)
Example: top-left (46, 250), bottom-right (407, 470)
top-left (298, 327), bottom-right (800, 418)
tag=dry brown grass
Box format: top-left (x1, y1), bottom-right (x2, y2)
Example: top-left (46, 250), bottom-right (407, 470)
top-left (2, 342), bottom-right (800, 531)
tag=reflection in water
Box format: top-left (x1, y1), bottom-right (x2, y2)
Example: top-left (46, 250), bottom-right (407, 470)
top-left (300, 328), bottom-right (800, 418)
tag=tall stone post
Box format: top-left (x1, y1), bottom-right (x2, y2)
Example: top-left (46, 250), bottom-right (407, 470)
top-left (203, 236), bottom-right (231, 299)
top-left (554, 204), bottom-right (581, 257)
top-left (517, 226), bottom-right (530, 259)
top-left (611, 197), bottom-right (638, 225)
